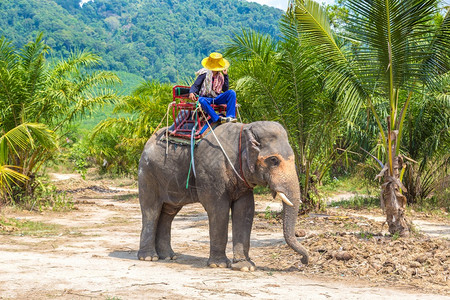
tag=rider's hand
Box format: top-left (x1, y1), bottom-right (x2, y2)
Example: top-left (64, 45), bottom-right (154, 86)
top-left (189, 93), bottom-right (196, 101)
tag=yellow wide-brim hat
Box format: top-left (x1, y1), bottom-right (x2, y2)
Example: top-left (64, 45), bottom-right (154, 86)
top-left (201, 52), bottom-right (230, 71)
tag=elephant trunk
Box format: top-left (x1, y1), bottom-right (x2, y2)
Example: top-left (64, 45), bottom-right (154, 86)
top-left (281, 192), bottom-right (309, 265)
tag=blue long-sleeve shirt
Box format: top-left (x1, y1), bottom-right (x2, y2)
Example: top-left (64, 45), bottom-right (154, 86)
top-left (189, 73), bottom-right (229, 96)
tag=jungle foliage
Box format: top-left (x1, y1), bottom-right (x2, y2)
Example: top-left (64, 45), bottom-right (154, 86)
top-left (87, 80), bottom-right (174, 174)
top-left (0, 0), bottom-right (282, 83)
top-left (0, 34), bottom-right (120, 203)
top-left (225, 0), bottom-right (449, 218)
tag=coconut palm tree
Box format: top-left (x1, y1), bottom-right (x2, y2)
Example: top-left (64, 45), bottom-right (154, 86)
top-left (0, 123), bottom-right (56, 202)
top-left (288, 0), bottom-right (449, 235)
top-left (0, 33), bottom-right (120, 201)
top-left (402, 73), bottom-right (450, 204)
top-left (225, 25), bottom-right (346, 209)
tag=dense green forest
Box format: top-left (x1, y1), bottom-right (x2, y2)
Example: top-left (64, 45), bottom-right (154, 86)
top-left (0, 0), bottom-right (282, 82)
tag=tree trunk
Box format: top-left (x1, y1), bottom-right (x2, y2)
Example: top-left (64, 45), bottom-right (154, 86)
top-left (378, 130), bottom-right (410, 236)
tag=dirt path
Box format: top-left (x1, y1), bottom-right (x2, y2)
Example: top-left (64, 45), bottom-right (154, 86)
top-left (326, 193), bottom-right (450, 239)
top-left (0, 180), bottom-right (449, 299)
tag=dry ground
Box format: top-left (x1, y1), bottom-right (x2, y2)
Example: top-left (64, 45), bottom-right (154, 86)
top-left (0, 174), bottom-right (449, 299)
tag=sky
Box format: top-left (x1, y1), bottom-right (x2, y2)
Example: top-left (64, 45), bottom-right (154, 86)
top-left (247, 0), bottom-right (450, 10)
top-left (246, 0), bottom-right (335, 10)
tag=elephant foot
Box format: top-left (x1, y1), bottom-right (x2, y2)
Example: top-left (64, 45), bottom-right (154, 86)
top-left (231, 259), bottom-right (256, 272)
top-left (207, 257), bottom-right (230, 268)
top-left (138, 250), bottom-right (159, 261)
top-left (156, 243), bottom-right (178, 260)
top-left (158, 251), bottom-right (178, 261)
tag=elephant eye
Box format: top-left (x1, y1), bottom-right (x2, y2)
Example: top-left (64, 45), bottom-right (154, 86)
top-left (266, 156), bottom-right (280, 166)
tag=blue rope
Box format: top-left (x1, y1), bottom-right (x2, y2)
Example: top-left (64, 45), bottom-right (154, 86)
top-left (190, 123), bottom-right (197, 178)
top-left (186, 102), bottom-right (199, 189)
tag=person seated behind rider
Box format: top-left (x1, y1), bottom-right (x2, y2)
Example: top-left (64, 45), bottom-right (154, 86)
top-left (189, 52), bottom-right (237, 123)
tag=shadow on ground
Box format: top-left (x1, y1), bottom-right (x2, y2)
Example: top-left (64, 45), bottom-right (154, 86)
top-left (109, 250), bottom-right (208, 269)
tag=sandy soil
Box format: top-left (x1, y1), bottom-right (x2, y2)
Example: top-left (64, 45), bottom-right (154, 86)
top-left (0, 177), bottom-right (449, 299)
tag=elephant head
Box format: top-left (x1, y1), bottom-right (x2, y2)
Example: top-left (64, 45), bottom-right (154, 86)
top-left (242, 122), bottom-right (309, 265)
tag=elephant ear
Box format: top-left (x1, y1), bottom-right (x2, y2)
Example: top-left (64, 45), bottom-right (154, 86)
top-left (243, 126), bottom-right (260, 173)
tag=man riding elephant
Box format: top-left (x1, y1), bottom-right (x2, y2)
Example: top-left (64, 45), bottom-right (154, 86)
top-left (189, 52), bottom-right (237, 124)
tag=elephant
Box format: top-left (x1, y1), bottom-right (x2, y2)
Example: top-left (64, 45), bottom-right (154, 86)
top-left (137, 121), bottom-right (309, 271)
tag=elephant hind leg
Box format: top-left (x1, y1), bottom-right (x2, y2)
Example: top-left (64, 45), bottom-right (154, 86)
top-left (156, 203), bottom-right (181, 260)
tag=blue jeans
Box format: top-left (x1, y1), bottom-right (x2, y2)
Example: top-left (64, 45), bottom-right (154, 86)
top-left (198, 90), bottom-right (236, 123)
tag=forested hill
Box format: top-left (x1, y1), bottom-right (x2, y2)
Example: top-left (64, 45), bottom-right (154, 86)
top-left (0, 0), bottom-right (282, 82)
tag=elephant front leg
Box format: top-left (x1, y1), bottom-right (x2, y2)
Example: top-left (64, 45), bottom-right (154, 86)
top-left (206, 200), bottom-right (231, 268)
top-left (231, 192), bottom-right (256, 271)
top-left (138, 182), bottom-right (163, 261)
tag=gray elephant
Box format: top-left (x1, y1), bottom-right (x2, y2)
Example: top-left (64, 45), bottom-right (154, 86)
top-left (138, 121), bottom-right (309, 271)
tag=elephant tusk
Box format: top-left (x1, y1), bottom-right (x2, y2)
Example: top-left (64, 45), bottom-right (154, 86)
top-left (278, 192), bottom-right (294, 207)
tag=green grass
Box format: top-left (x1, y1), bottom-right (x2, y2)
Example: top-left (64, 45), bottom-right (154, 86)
top-left (75, 71), bottom-right (144, 131)
top-left (8, 178), bottom-right (75, 212)
top-left (264, 206), bottom-right (280, 220)
top-left (18, 189), bottom-right (74, 212)
top-left (329, 195), bottom-right (380, 210)
top-left (0, 216), bottom-right (61, 236)
top-left (112, 193), bottom-right (138, 201)
top-left (319, 175), bottom-right (378, 197)
top-left (254, 186), bottom-right (270, 195)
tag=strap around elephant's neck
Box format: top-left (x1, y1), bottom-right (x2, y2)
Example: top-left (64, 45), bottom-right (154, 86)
top-left (239, 124), bottom-right (254, 190)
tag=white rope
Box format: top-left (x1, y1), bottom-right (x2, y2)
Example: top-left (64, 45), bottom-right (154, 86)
top-left (149, 102), bottom-right (172, 139)
top-left (198, 107), bottom-right (245, 182)
top-left (192, 105), bottom-right (201, 120)
top-left (236, 103), bottom-right (243, 123)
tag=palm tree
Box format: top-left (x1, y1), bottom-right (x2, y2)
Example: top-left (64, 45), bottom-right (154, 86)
top-left (91, 80), bottom-right (173, 173)
top-left (0, 123), bottom-right (56, 202)
top-left (0, 33), bottom-right (121, 201)
top-left (226, 27), bottom-right (346, 209)
top-left (402, 73), bottom-right (450, 204)
top-left (289, 0), bottom-right (449, 235)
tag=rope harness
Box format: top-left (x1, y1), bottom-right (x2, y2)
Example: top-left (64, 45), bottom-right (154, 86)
top-left (154, 101), bottom-right (252, 190)
top-left (197, 107), bottom-right (246, 182)
top-left (186, 102), bottom-right (199, 188)
top-left (239, 124), bottom-right (253, 189)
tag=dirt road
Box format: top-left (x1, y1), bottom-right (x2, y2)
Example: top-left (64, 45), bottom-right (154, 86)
top-left (0, 178), bottom-right (448, 299)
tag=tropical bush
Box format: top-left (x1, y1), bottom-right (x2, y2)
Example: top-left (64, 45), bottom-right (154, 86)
top-left (88, 80), bottom-right (174, 174)
top-left (282, 0), bottom-right (449, 234)
top-left (226, 0), bottom-right (449, 229)
top-left (225, 27), bottom-right (345, 211)
top-left (0, 34), bottom-right (120, 203)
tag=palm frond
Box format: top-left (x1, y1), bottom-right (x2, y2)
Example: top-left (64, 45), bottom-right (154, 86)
top-left (73, 71), bottom-right (121, 94)
top-left (93, 117), bottom-right (134, 137)
top-left (287, 0), bottom-right (367, 120)
top-left (345, 0), bottom-right (440, 93)
top-left (421, 8), bottom-right (450, 89)
top-left (51, 50), bottom-right (103, 77)
top-left (0, 37), bottom-right (16, 68)
top-left (0, 123), bottom-right (57, 164)
top-left (0, 165), bottom-right (29, 198)
top-left (433, 72), bottom-right (450, 104)
top-left (225, 28), bottom-right (277, 64)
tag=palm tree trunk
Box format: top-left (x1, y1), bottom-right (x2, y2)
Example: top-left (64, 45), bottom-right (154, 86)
top-left (378, 129), bottom-right (410, 236)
